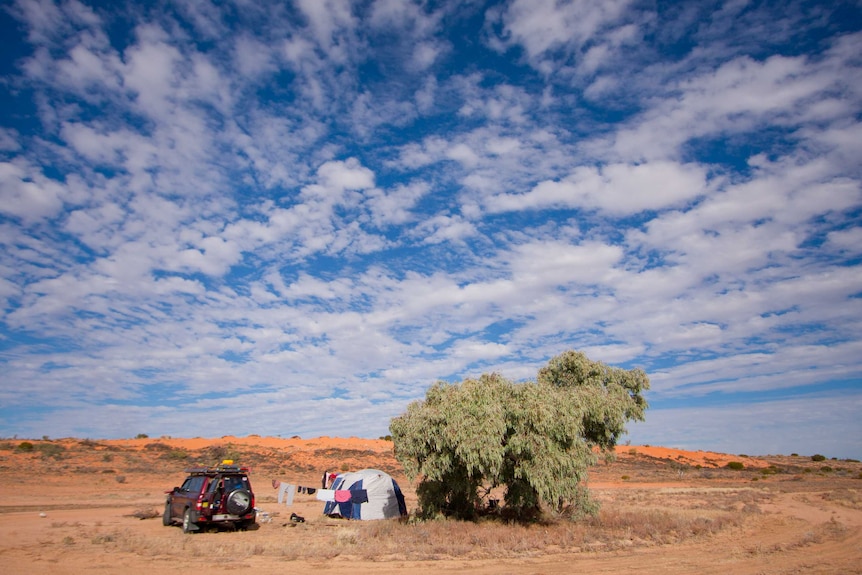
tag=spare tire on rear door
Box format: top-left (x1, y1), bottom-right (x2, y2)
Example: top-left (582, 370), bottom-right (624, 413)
top-left (226, 489), bottom-right (252, 515)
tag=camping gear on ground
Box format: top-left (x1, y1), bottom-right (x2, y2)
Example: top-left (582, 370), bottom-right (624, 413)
top-left (322, 469), bottom-right (408, 520)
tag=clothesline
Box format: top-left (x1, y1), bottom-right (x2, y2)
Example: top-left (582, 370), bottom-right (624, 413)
top-left (271, 475), bottom-right (368, 506)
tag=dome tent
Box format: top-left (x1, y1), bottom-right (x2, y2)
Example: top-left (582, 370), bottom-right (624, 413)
top-left (323, 469), bottom-right (407, 520)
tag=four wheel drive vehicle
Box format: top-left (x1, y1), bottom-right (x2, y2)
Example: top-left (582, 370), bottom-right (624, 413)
top-left (163, 460), bottom-right (256, 533)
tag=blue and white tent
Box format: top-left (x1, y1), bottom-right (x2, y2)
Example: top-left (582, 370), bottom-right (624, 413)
top-left (323, 469), bottom-right (408, 520)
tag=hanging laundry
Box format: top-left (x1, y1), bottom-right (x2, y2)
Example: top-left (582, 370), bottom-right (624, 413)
top-left (277, 482), bottom-right (296, 506)
top-left (334, 490), bottom-right (352, 503)
top-left (315, 489), bottom-right (335, 502)
top-left (350, 489), bottom-right (369, 504)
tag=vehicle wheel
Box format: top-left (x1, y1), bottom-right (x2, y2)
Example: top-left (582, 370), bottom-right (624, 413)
top-left (162, 502), bottom-right (172, 526)
top-left (182, 508), bottom-right (197, 534)
top-left (225, 489), bottom-right (253, 515)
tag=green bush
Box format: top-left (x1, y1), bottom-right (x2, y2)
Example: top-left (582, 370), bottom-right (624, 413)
top-left (390, 350), bottom-right (649, 521)
top-left (820, 466), bottom-right (833, 473)
top-left (725, 461), bottom-right (745, 470)
top-left (811, 454), bottom-right (826, 462)
top-left (17, 441), bottom-right (34, 452)
top-left (163, 449), bottom-right (189, 460)
top-left (36, 443), bottom-right (65, 459)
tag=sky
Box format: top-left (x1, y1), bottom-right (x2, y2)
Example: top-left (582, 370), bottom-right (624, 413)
top-left (1, 0), bottom-right (861, 459)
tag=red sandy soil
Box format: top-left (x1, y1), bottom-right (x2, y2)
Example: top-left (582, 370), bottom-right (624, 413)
top-left (1, 436), bottom-right (859, 574)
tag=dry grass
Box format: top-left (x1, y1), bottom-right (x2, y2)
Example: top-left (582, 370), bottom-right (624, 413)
top-left (71, 487), bottom-right (761, 562)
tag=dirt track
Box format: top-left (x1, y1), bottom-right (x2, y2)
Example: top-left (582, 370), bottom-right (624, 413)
top-left (1, 437), bottom-right (860, 574)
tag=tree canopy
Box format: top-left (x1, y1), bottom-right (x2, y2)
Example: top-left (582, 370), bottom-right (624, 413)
top-left (389, 350), bottom-right (649, 520)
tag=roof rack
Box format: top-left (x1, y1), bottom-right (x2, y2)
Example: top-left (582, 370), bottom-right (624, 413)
top-left (183, 460), bottom-right (250, 474)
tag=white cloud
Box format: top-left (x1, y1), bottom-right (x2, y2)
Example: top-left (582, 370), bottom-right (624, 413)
top-left (489, 161), bottom-right (708, 215)
top-left (0, 160), bottom-right (65, 222)
top-left (415, 214), bottom-right (477, 244)
top-left (488, 0), bottom-right (632, 65)
top-left (233, 34), bottom-right (277, 79)
top-left (827, 227), bottom-right (862, 253)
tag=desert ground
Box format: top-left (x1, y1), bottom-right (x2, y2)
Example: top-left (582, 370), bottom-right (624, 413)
top-left (1, 436), bottom-right (860, 574)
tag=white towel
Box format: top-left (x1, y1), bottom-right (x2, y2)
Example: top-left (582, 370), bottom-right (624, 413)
top-left (315, 488), bottom-right (335, 502)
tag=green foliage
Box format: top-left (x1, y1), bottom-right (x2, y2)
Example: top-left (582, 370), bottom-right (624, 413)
top-left (16, 441), bottom-right (34, 452)
top-left (163, 449), bottom-right (189, 461)
top-left (36, 442), bottom-right (65, 459)
top-left (390, 351), bottom-right (649, 521)
top-left (811, 454), bottom-right (826, 462)
top-left (135, 433), bottom-right (149, 439)
top-left (536, 351), bottom-right (649, 452)
top-left (725, 461), bottom-right (745, 470)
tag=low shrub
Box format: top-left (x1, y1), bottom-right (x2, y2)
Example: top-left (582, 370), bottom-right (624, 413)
top-left (725, 461), bottom-right (745, 470)
top-left (163, 449), bottom-right (189, 460)
top-left (36, 443), bottom-right (66, 459)
top-left (811, 454), bottom-right (826, 462)
top-left (17, 441), bottom-right (35, 452)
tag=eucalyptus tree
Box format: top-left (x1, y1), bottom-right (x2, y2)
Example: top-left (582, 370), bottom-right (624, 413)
top-left (389, 351), bottom-right (649, 520)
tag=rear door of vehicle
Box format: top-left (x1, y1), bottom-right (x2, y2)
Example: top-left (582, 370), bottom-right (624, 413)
top-left (172, 475), bottom-right (205, 519)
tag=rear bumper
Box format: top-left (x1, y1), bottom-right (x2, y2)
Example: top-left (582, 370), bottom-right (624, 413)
top-left (197, 509), bottom-right (256, 523)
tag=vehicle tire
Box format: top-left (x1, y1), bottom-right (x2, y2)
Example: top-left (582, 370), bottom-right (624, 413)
top-left (162, 501), bottom-right (172, 526)
top-left (182, 508), bottom-right (197, 534)
top-left (237, 518), bottom-right (257, 531)
top-left (225, 489), bottom-right (253, 515)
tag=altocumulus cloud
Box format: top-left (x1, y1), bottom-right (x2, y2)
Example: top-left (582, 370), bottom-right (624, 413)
top-left (0, 0), bottom-right (860, 458)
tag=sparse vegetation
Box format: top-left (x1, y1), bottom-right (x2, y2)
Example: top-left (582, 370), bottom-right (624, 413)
top-left (163, 449), bottom-right (189, 461)
top-left (1, 434), bottom-right (860, 573)
top-left (16, 441), bottom-right (34, 452)
top-left (36, 442), bottom-right (65, 459)
top-left (811, 454), bottom-right (827, 462)
top-left (725, 461), bottom-right (745, 470)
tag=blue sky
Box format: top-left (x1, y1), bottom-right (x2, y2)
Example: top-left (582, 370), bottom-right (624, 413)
top-left (1, 0), bottom-right (860, 458)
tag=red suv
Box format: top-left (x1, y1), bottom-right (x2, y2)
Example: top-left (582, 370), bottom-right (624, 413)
top-left (163, 461), bottom-right (256, 533)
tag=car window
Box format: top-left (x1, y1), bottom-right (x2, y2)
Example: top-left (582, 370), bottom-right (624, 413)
top-left (223, 476), bottom-right (248, 491)
top-left (181, 476), bottom-right (206, 493)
